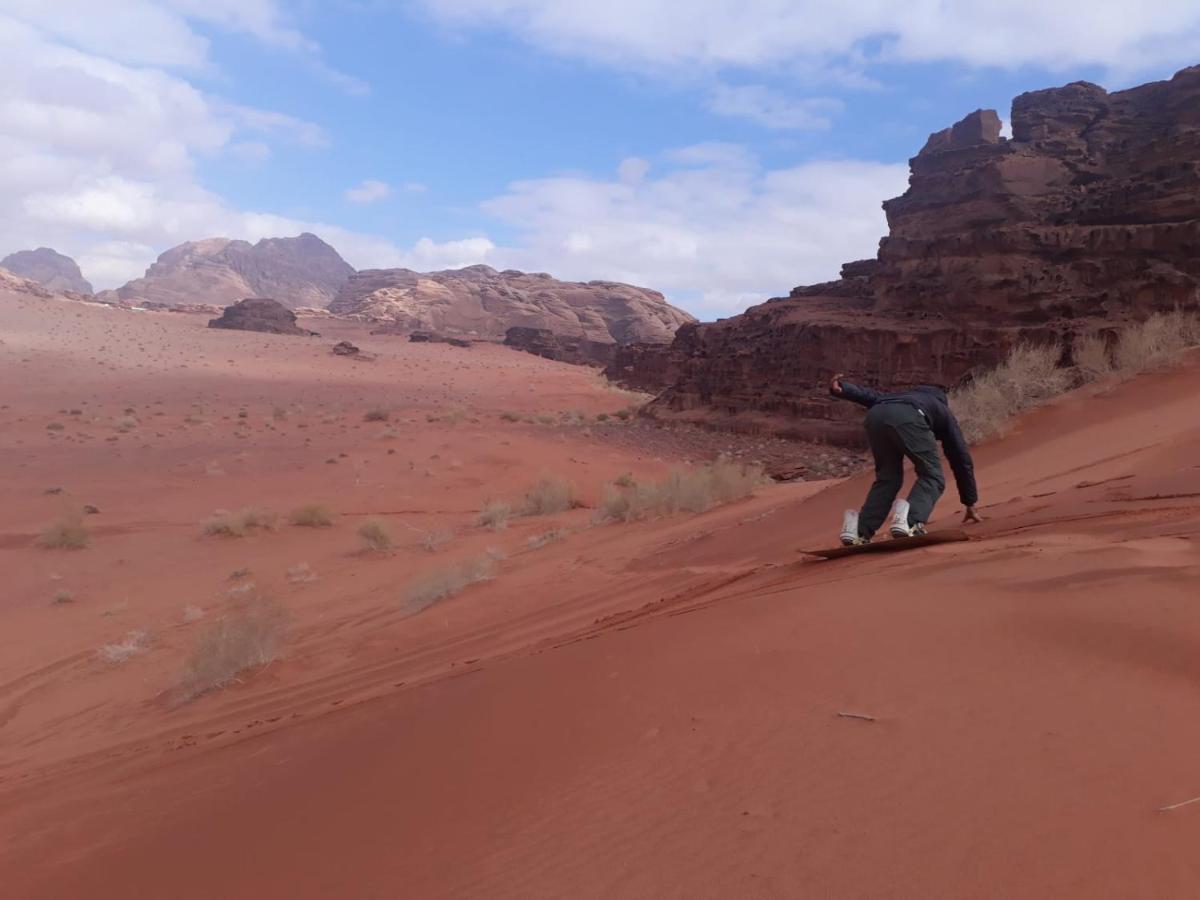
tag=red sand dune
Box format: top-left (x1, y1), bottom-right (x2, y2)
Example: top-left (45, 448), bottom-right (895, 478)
top-left (2, 290), bottom-right (1200, 898)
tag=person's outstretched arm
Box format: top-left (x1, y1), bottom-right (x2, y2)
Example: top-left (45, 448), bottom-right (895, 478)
top-left (829, 373), bottom-right (881, 408)
top-left (942, 415), bottom-right (981, 522)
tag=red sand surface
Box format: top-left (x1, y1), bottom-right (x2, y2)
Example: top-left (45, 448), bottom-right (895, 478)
top-left (3, 290), bottom-right (1200, 899)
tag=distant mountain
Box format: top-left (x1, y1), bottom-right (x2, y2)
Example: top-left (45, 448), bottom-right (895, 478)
top-left (1, 248), bottom-right (92, 294)
top-left (329, 265), bottom-right (695, 345)
top-left (101, 233), bottom-right (353, 309)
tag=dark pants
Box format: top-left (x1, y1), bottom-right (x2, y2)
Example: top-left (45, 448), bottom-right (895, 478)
top-left (858, 403), bottom-right (946, 538)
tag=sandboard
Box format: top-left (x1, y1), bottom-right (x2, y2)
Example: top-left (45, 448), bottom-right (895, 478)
top-left (802, 528), bottom-right (970, 560)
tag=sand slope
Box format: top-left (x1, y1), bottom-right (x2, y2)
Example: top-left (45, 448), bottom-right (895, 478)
top-left (2, 290), bottom-right (1199, 898)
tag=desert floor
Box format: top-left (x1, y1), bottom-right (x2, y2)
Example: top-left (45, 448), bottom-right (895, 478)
top-left (3, 289), bottom-right (1200, 899)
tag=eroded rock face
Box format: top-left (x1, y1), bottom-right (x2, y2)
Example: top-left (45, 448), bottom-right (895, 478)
top-left (330, 265), bottom-right (694, 347)
top-left (102, 234), bottom-right (353, 309)
top-left (638, 65), bottom-right (1200, 440)
top-left (0, 248), bottom-right (92, 294)
top-left (208, 298), bottom-right (317, 336)
top-left (504, 326), bottom-right (617, 367)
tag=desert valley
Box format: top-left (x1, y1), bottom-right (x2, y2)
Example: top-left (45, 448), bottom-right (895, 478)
top-left (2, 20), bottom-right (1200, 900)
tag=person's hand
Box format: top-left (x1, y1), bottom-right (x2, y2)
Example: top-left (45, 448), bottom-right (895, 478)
top-left (829, 373), bottom-right (845, 396)
top-left (962, 506), bottom-right (982, 524)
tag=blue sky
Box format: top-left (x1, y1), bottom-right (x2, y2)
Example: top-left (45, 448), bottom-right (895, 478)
top-left (3, 1), bottom-right (1199, 317)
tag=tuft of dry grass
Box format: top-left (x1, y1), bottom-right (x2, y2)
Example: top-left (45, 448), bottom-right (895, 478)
top-left (596, 460), bottom-right (762, 523)
top-left (1113, 310), bottom-right (1200, 375)
top-left (422, 529), bottom-right (453, 552)
top-left (201, 507), bottom-right (278, 537)
top-left (477, 501), bottom-right (511, 531)
top-left (404, 555), bottom-right (495, 613)
top-left (98, 629), bottom-right (149, 664)
top-left (37, 516), bottom-right (90, 550)
top-left (519, 476), bottom-right (578, 516)
top-left (176, 597), bottom-right (286, 701)
top-left (288, 504), bottom-right (334, 528)
top-left (950, 343), bottom-right (1071, 443)
top-left (357, 518), bottom-right (394, 552)
top-left (52, 589), bottom-right (74, 604)
top-left (364, 408), bottom-right (390, 422)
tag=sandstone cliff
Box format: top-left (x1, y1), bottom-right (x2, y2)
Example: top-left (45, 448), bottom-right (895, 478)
top-left (629, 65), bottom-right (1200, 442)
top-left (103, 233), bottom-right (353, 309)
top-left (330, 265), bottom-right (694, 347)
top-left (1, 248), bottom-right (92, 294)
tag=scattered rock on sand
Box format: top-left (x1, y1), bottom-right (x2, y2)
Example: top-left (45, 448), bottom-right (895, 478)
top-left (332, 340), bottom-right (360, 356)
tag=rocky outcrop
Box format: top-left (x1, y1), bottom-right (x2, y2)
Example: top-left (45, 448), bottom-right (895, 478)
top-left (332, 341), bottom-right (360, 356)
top-left (637, 65), bottom-right (1200, 441)
top-left (504, 326), bottom-right (617, 367)
top-left (1, 248), bottom-right (93, 294)
top-left (208, 298), bottom-right (317, 336)
top-left (102, 233), bottom-right (353, 309)
top-left (330, 265), bottom-right (694, 348)
top-left (0, 267), bottom-right (54, 298)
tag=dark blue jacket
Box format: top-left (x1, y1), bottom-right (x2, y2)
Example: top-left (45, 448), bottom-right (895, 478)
top-left (835, 382), bottom-right (978, 506)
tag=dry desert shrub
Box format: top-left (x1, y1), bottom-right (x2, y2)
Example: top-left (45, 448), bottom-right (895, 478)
top-left (596, 460), bottom-right (763, 523)
top-left (177, 597), bottom-right (286, 701)
top-left (1072, 332), bottom-right (1113, 380)
top-left (421, 529), bottom-right (454, 552)
top-left (37, 516), bottom-right (90, 550)
top-left (99, 629), bottom-right (149, 664)
top-left (519, 476), bottom-right (578, 516)
top-left (404, 555), bottom-right (495, 613)
top-left (364, 407), bottom-right (390, 422)
top-left (358, 518), bottom-right (395, 552)
top-left (52, 589), bottom-right (74, 604)
top-left (499, 411), bottom-right (521, 422)
top-left (950, 343), bottom-right (1071, 443)
top-left (1113, 310), bottom-right (1200, 374)
top-left (477, 500), bottom-right (511, 530)
top-left (201, 507), bottom-right (278, 537)
top-left (288, 504), bottom-right (334, 527)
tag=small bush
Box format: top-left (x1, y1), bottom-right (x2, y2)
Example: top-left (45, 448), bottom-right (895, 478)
top-left (52, 589), bottom-right (74, 604)
top-left (477, 501), bottom-right (511, 531)
top-left (358, 518), bottom-right (394, 552)
top-left (364, 408), bottom-right (390, 422)
top-left (499, 411), bottom-right (521, 422)
top-left (519, 476), bottom-right (578, 516)
top-left (404, 555), bottom-right (495, 613)
top-left (1113, 310), bottom-right (1200, 375)
top-left (596, 461), bottom-right (762, 523)
top-left (288, 504), bottom-right (334, 527)
top-left (99, 629), bottom-right (149, 664)
top-left (613, 472), bottom-right (636, 488)
top-left (422, 529), bottom-right (453, 552)
top-left (177, 597), bottom-right (286, 701)
top-left (286, 562), bottom-right (317, 583)
top-left (37, 516), bottom-right (90, 550)
top-left (950, 343), bottom-right (1071, 443)
top-left (202, 507), bottom-right (278, 537)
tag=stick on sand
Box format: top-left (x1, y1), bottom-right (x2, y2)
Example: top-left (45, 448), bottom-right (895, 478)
top-left (836, 711), bottom-right (876, 722)
top-left (1157, 795), bottom-right (1200, 812)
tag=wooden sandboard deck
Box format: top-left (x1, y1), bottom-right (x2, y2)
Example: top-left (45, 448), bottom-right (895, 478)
top-left (802, 528), bottom-right (970, 560)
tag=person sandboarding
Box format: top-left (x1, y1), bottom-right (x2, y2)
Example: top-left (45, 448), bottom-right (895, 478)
top-left (830, 374), bottom-right (981, 546)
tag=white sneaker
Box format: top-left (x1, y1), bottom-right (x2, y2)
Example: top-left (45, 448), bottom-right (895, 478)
top-left (889, 499), bottom-right (912, 539)
top-left (840, 510), bottom-right (867, 546)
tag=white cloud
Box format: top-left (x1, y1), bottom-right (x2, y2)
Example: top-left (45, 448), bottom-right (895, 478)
top-left (480, 148), bottom-right (909, 318)
top-left (708, 84), bottom-right (842, 130)
top-left (419, 0), bottom-right (1200, 77)
top-left (1, 1), bottom-right (364, 92)
top-left (345, 179), bottom-right (392, 204)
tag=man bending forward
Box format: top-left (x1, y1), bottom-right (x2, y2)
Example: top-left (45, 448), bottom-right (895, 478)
top-left (830, 374), bottom-right (981, 545)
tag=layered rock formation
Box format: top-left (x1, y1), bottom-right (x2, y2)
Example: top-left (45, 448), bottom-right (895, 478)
top-left (0, 267), bottom-right (55, 298)
top-left (630, 65), bottom-right (1200, 442)
top-left (0, 248), bottom-right (92, 294)
top-left (103, 234), bottom-right (353, 309)
top-left (330, 265), bottom-right (694, 351)
top-left (503, 326), bottom-right (617, 367)
top-left (208, 298), bottom-right (317, 336)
